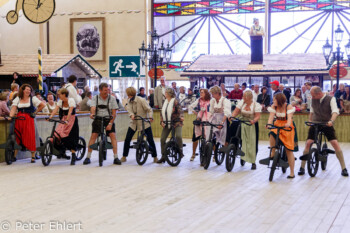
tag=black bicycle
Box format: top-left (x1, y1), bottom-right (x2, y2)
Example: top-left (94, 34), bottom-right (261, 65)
top-left (300, 122), bottom-right (335, 177)
top-left (193, 120), bottom-right (207, 166)
top-left (162, 119), bottom-right (185, 167)
top-left (130, 115), bottom-right (153, 165)
top-left (89, 116), bottom-right (114, 167)
top-left (225, 117), bottom-right (252, 172)
top-left (201, 121), bottom-right (224, 170)
top-left (259, 124), bottom-right (291, 182)
top-left (41, 118), bottom-right (86, 166)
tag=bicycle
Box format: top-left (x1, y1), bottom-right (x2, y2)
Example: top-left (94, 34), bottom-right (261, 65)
top-left (162, 119), bottom-right (186, 167)
top-left (130, 115), bottom-right (154, 165)
top-left (6, 0), bottom-right (56, 25)
top-left (225, 117), bottom-right (252, 172)
top-left (193, 120), bottom-right (207, 166)
top-left (89, 116), bottom-right (113, 167)
top-left (259, 124), bottom-right (291, 182)
top-left (300, 122), bottom-right (335, 177)
top-left (201, 121), bottom-right (224, 170)
top-left (40, 118), bottom-right (86, 166)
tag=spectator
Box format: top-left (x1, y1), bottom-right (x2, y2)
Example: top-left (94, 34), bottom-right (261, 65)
top-left (301, 85), bottom-right (307, 102)
top-left (81, 85), bottom-right (91, 99)
top-left (257, 86), bottom-right (270, 111)
top-left (154, 76), bottom-right (169, 109)
top-left (12, 72), bottom-right (22, 87)
top-left (80, 91), bottom-right (92, 111)
top-left (228, 83), bottom-right (243, 100)
top-left (220, 83), bottom-right (229, 98)
top-left (9, 83), bottom-right (19, 101)
top-left (269, 80), bottom-right (281, 105)
top-left (0, 92), bottom-right (10, 116)
top-left (334, 83), bottom-right (346, 109)
top-left (42, 92), bottom-right (57, 114)
top-left (171, 81), bottom-right (179, 95)
top-left (279, 84), bottom-right (291, 103)
top-left (178, 86), bottom-right (187, 105)
top-left (252, 84), bottom-right (260, 101)
top-left (148, 88), bottom-right (155, 108)
top-left (328, 84), bottom-right (337, 97)
top-left (137, 87), bottom-right (147, 99)
top-left (304, 81), bottom-right (312, 110)
top-left (290, 88), bottom-right (305, 112)
top-left (35, 92), bottom-right (43, 101)
top-left (92, 86), bottom-right (99, 96)
top-left (241, 82), bottom-right (247, 92)
top-left (183, 88), bottom-right (197, 109)
top-left (64, 75), bottom-right (82, 106)
top-left (340, 85), bottom-right (350, 113)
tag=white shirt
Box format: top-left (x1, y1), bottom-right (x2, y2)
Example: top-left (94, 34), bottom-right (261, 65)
top-left (209, 96), bottom-right (231, 118)
top-left (310, 94), bottom-right (339, 115)
top-left (64, 83), bottom-right (82, 105)
top-left (57, 98), bottom-right (76, 110)
top-left (252, 91), bottom-right (260, 102)
top-left (12, 96), bottom-right (42, 108)
top-left (268, 106), bottom-right (296, 117)
top-left (236, 100), bottom-right (262, 114)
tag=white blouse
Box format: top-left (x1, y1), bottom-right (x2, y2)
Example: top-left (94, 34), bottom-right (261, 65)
top-left (209, 97), bottom-right (231, 117)
top-left (236, 100), bottom-right (262, 114)
top-left (12, 96), bottom-right (42, 108)
top-left (268, 106), bottom-right (295, 117)
top-left (57, 98), bottom-right (76, 110)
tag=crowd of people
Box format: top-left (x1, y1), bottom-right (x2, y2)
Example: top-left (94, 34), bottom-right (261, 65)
top-left (1, 73), bottom-right (349, 179)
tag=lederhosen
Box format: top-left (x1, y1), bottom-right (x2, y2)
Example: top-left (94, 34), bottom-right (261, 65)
top-left (16, 97), bottom-right (37, 151)
top-left (93, 95), bottom-right (115, 135)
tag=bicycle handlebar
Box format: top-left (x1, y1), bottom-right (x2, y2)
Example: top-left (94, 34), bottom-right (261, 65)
top-left (45, 117), bottom-right (66, 124)
top-left (134, 115), bottom-right (153, 122)
top-left (305, 121), bottom-right (329, 127)
top-left (230, 117), bottom-right (252, 126)
top-left (93, 115), bottom-right (113, 121)
top-left (192, 120), bottom-right (223, 128)
top-left (4, 116), bottom-right (26, 121)
top-left (266, 124), bottom-right (292, 131)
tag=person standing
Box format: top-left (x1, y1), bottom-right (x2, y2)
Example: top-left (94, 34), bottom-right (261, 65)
top-left (148, 88), bottom-right (155, 108)
top-left (10, 84), bottom-right (45, 163)
top-left (228, 83), bottom-right (243, 100)
top-left (121, 87), bottom-right (158, 163)
top-left (298, 87), bottom-right (348, 176)
top-left (83, 83), bottom-right (121, 165)
top-left (137, 87), bottom-right (147, 100)
top-left (279, 84), bottom-right (291, 104)
top-left (231, 90), bottom-right (261, 170)
top-left (42, 92), bottom-right (57, 113)
top-left (154, 77), bottom-right (169, 109)
top-left (220, 83), bottom-right (229, 98)
top-left (12, 72), bottom-right (22, 87)
top-left (269, 80), bottom-right (281, 105)
top-left (257, 86), bottom-right (270, 111)
top-left (80, 91), bottom-right (92, 111)
top-left (252, 84), bottom-right (260, 102)
top-left (64, 75), bottom-right (82, 106)
top-left (0, 92), bottom-right (10, 116)
top-left (171, 82), bottom-right (179, 96)
top-left (304, 81), bottom-right (312, 110)
top-left (48, 88), bottom-right (79, 165)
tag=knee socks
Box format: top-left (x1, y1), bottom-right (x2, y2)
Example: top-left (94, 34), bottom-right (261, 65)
top-left (87, 152), bottom-right (92, 159)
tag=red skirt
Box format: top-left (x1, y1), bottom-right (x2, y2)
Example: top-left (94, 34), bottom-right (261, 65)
top-left (15, 112), bottom-right (36, 151)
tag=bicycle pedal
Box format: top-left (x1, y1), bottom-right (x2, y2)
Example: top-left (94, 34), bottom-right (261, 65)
top-left (259, 158), bottom-right (270, 166)
top-left (236, 149), bottom-right (245, 157)
top-left (132, 142), bottom-right (137, 145)
top-left (218, 147), bottom-right (228, 153)
top-left (323, 149), bottom-right (335, 154)
top-left (89, 143), bottom-right (99, 150)
top-left (318, 155), bottom-right (327, 162)
top-left (279, 160), bottom-right (289, 168)
top-left (299, 154), bottom-right (309, 161)
top-left (105, 142), bottom-right (113, 149)
top-left (183, 144), bottom-right (186, 147)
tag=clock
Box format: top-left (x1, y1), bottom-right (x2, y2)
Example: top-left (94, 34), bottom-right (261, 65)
top-left (6, 0), bottom-right (56, 25)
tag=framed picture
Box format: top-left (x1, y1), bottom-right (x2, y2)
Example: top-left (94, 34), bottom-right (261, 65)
top-left (70, 17), bottom-right (106, 62)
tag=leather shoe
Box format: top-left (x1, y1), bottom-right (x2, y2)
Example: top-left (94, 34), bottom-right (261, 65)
top-left (120, 156), bottom-right (127, 162)
top-left (83, 158), bottom-right (91, 165)
top-left (153, 157), bottom-right (158, 163)
top-left (251, 163), bottom-right (256, 170)
top-left (298, 167), bottom-right (305, 176)
top-left (341, 168), bottom-right (349, 177)
top-left (157, 157), bottom-right (166, 163)
top-left (287, 175), bottom-right (295, 179)
top-left (113, 158), bottom-right (122, 165)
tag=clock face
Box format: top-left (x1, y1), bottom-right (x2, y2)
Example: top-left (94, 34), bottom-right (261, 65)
top-left (22, 0), bottom-right (56, 24)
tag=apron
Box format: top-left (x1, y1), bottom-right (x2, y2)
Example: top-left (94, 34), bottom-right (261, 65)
top-left (211, 99), bottom-right (227, 145)
top-left (195, 99), bottom-right (211, 140)
top-left (240, 102), bottom-right (257, 164)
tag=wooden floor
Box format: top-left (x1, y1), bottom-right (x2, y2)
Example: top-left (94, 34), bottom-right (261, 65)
top-left (1, 139), bottom-right (350, 233)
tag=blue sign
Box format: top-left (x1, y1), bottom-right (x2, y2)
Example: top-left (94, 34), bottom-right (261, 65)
top-left (109, 56), bottom-right (141, 78)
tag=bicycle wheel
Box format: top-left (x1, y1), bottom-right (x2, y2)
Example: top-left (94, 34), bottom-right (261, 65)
top-left (165, 141), bottom-right (181, 167)
top-left (225, 144), bottom-right (236, 172)
top-left (269, 151), bottom-right (280, 182)
top-left (281, 147), bottom-right (287, 174)
top-left (41, 140), bottom-right (53, 166)
top-left (75, 137), bottom-right (86, 161)
top-left (199, 138), bottom-right (206, 166)
top-left (214, 143), bottom-right (225, 165)
top-left (98, 139), bottom-right (105, 167)
top-left (5, 143), bottom-right (14, 165)
top-left (203, 142), bottom-right (213, 170)
top-left (321, 143), bottom-right (328, 171)
top-left (307, 148), bottom-right (319, 177)
top-left (136, 140), bottom-right (149, 166)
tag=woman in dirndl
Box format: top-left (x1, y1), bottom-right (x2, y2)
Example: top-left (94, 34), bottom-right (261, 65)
top-left (209, 85), bottom-right (231, 149)
top-left (231, 90), bottom-right (261, 170)
top-left (266, 92), bottom-right (298, 178)
top-left (10, 84), bottom-right (45, 163)
top-left (48, 88), bottom-right (79, 165)
top-left (188, 88), bottom-right (212, 161)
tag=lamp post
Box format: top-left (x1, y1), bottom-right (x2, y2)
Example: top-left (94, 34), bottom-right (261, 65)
top-left (139, 29), bottom-right (172, 88)
top-left (323, 25), bottom-right (350, 91)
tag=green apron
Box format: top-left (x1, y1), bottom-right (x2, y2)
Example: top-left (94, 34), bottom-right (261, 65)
top-left (240, 105), bottom-right (257, 164)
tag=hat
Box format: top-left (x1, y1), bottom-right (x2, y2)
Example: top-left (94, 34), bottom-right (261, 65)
top-left (269, 80), bottom-right (279, 87)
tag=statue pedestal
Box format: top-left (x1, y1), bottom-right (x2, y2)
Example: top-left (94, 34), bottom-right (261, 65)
top-left (250, 35), bottom-right (263, 64)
